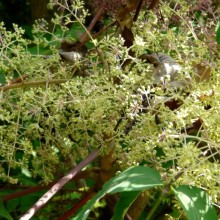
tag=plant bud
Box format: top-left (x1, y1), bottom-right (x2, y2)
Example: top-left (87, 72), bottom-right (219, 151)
top-left (59, 50), bottom-right (83, 63)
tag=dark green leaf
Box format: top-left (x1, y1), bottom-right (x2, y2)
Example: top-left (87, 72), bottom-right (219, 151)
top-left (6, 198), bottom-right (20, 213)
top-left (216, 19), bottom-right (220, 45)
top-left (0, 68), bottom-right (6, 85)
top-left (65, 23), bottom-right (85, 40)
top-left (0, 199), bottom-right (13, 220)
top-left (112, 191), bottom-right (141, 220)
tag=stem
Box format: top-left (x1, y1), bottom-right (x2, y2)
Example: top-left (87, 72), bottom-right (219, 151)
top-left (133, 0), bottom-right (144, 22)
top-left (145, 191), bottom-right (163, 220)
top-left (0, 79), bottom-right (69, 91)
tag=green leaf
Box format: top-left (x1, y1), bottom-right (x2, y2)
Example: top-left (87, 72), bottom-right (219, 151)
top-left (65, 23), bottom-right (85, 40)
top-left (27, 45), bottom-right (53, 55)
top-left (0, 68), bottom-right (6, 85)
top-left (6, 198), bottom-right (20, 213)
top-left (173, 185), bottom-right (218, 220)
top-left (18, 194), bottom-right (42, 213)
top-left (75, 166), bottom-right (163, 220)
top-left (216, 19), bottom-right (220, 45)
top-left (105, 166), bottom-right (162, 194)
top-left (0, 199), bottom-right (13, 220)
top-left (112, 191), bottom-right (141, 220)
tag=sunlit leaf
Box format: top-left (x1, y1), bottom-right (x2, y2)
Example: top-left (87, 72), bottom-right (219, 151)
top-left (173, 185), bottom-right (217, 220)
top-left (75, 166), bottom-right (162, 220)
top-left (105, 166), bottom-right (162, 194)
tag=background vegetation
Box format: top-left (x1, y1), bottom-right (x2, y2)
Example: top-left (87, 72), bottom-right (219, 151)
top-left (0, 0), bottom-right (220, 219)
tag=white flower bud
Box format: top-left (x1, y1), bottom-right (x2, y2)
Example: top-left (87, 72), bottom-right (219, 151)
top-left (59, 50), bottom-right (83, 63)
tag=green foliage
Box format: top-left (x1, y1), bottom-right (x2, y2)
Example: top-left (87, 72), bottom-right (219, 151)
top-left (0, 199), bottom-right (13, 220)
top-left (75, 166), bottom-right (217, 220)
top-left (0, 0), bottom-right (219, 219)
top-left (112, 191), bottom-right (140, 220)
top-left (75, 166), bottom-right (163, 220)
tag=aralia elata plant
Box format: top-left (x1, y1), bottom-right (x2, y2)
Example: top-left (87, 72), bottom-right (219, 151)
top-left (0, 0), bottom-right (220, 219)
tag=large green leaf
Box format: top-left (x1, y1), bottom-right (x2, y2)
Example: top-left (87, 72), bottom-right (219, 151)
top-left (173, 185), bottom-right (217, 220)
top-left (104, 166), bottom-right (162, 194)
top-left (75, 166), bottom-right (163, 220)
top-left (216, 19), bottom-right (220, 45)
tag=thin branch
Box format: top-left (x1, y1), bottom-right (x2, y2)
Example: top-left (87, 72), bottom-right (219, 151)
top-left (2, 183), bottom-right (54, 202)
top-left (80, 3), bottom-right (105, 43)
top-left (0, 79), bottom-right (69, 91)
top-left (133, 0), bottom-right (144, 22)
top-left (19, 150), bottom-right (99, 220)
top-left (92, 21), bottom-right (116, 39)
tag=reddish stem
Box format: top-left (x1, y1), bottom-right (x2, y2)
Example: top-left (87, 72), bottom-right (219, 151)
top-left (57, 190), bottom-right (96, 220)
top-left (80, 4), bottom-right (105, 43)
top-left (2, 183), bottom-right (54, 202)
